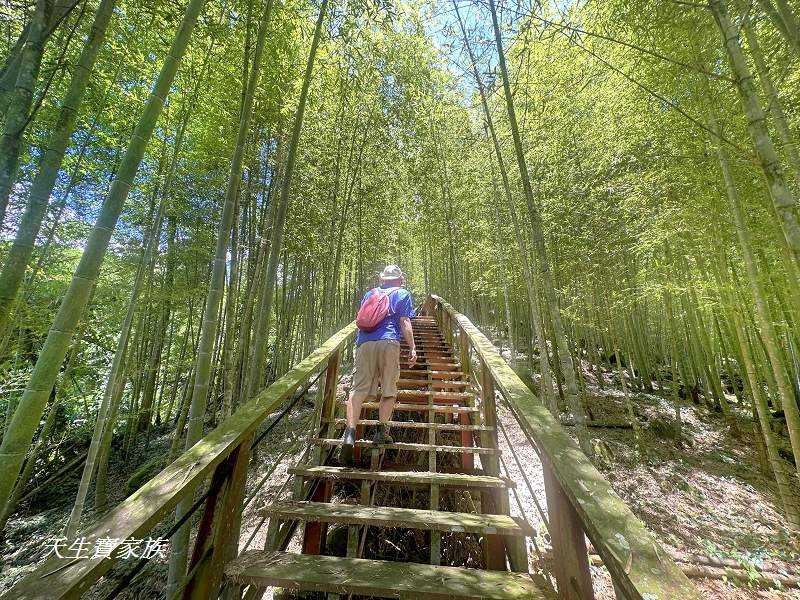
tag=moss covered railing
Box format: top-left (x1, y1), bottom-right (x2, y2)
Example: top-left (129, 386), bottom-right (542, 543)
top-left (3, 322), bottom-right (357, 600)
top-left (429, 295), bottom-right (700, 600)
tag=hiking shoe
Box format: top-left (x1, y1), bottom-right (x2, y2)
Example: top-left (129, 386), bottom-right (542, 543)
top-left (372, 424), bottom-right (394, 445)
top-left (340, 427), bottom-right (356, 466)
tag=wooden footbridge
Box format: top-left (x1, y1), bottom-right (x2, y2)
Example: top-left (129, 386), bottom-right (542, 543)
top-left (4, 296), bottom-right (701, 600)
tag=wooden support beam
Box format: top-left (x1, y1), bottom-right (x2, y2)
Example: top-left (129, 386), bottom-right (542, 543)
top-left (185, 433), bottom-right (254, 600)
top-left (321, 350), bottom-right (341, 439)
top-left (543, 464), bottom-right (594, 600)
top-left (302, 480), bottom-right (332, 555)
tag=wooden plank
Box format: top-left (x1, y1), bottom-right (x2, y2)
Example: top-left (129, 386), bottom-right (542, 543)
top-left (431, 296), bottom-right (701, 600)
top-left (224, 551), bottom-right (545, 599)
top-left (400, 369), bottom-right (468, 379)
top-left (396, 378), bottom-right (469, 389)
top-left (289, 465), bottom-right (513, 489)
top-left (2, 322), bottom-right (358, 600)
top-left (397, 390), bottom-right (473, 402)
top-left (257, 501), bottom-right (525, 535)
top-left (338, 400), bottom-right (478, 413)
top-left (312, 438), bottom-right (497, 455)
top-left (328, 418), bottom-right (492, 431)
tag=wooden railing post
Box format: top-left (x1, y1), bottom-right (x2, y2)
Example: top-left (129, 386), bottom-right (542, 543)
top-left (543, 464), bottom-right (594, 600)
top-left (459, 329), bottom-right (470, 378)
top-left (305, 354), bottom-right (340, 552)
top-left (476, 359), bottom-right (506, 571)
top-left (443, 310), bottom-right (453, 347)
top-left (459, 328), bottom-right (474, 470)
top-left (478, 359), bottom-right (499, 475)
top-left (184, 433), bottom-right (254, 600)
top-left (314, 351), bottom-right (342, 450)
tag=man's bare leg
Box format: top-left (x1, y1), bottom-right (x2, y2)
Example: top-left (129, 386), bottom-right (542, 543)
top-left (378, 396), bottom-right (395, 423)
top-left (373, 396), bottom-right (396, 444)
top-left (346, 392), bottom-right (370, 429)
top-left (342, 392), bottom-right (369, 465)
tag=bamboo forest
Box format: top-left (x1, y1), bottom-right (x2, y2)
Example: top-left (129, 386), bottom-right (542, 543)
top-left (1, 0), bottom-right (800, 598)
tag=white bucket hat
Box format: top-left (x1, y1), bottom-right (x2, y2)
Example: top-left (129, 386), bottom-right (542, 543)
top-left (379, 264), bottom-right (403, 282)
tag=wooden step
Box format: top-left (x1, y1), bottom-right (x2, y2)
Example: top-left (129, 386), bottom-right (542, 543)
top-left (404, 361), bottom-right (459, 369)
top-left (396, 378), bottom-right (469, 390)
top-left (329, 418), bottom-right (491, 431)
top-left (398, 390), bottom-right (473, 403)
top-left (312, 438), bottom-right (496, 455)
top-left (339, 400), bottom-right (478, 413)
top-left (411, 363), bottom-right (459, 370)
top-left (257, 501), bottom-right (527, 535)
top-left (400, 369), bottom-right (468, 380)
top-left (289, 465), bottom-right (513, 488)
top-left (225, 551), bottom-right (541, 598)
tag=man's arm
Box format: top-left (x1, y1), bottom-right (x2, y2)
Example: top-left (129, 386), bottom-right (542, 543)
top-left (399, 316), bottom-right (416, 367)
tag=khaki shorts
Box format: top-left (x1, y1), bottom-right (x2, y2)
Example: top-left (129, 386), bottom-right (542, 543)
top-left (351, 340), bottom-right (401, 400)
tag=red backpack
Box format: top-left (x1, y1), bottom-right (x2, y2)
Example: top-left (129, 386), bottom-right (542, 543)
top-left (356, 287), bottom-right (399, 332)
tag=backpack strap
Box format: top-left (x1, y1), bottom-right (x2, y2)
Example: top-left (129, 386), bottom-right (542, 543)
top-left (384, 287), bottom-right (401, 316)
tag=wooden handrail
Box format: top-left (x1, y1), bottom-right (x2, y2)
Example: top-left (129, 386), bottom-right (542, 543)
top-left (3, 322), bottom-right (357, 600)
top-left (429, 295), bottom-right (700, 600)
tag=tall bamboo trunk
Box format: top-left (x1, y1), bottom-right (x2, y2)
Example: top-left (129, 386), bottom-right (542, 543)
top-left (710, 0), bottom-right (800, 266)
top-left (708, 110), bottom-right (800, 480)
top-left (757, 0), bottom-right (800, 52)
top-left (246, 0), bottom-right (329, 399)
top-left (0, 0), bottom-right (116, 334)
top-left (0, 0), bottom-right (52, 228)
top-left (64, 194), bottom-right (165, 538)
top-left (735, 0), bottom-right (800, 192)
top-left (165, 0), bottom-right (275, 590)
top-left (486, 0), bottom-right (590, 454)
top-left (0, 0), bottom-right (209, 523)
top-left (713, 253), bottom-right (800, 529)
top-left (452, 0), bottom-right (554, 408)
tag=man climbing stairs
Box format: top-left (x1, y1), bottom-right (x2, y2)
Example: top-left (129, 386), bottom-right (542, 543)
top-left (223, 315), bottom-right (549, 598)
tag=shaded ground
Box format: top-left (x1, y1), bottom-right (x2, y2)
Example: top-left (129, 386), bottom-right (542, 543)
top-left (500, 356), bottom-right (800, 599)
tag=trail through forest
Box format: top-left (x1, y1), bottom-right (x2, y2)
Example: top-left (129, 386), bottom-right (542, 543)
top-left (1, 355), bottom-right (798, 598)
top-left (2, 0), bottom-right (800, 597)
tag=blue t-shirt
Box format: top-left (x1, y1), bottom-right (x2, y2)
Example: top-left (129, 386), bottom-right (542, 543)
top-left (356, 286), bottom-right (415, 346)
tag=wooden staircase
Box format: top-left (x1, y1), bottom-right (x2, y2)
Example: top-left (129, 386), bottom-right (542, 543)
top-left (223, 315), bottom-right (548, 598)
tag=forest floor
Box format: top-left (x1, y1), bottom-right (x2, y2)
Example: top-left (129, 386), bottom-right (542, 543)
top-left (1, 362), bottom-right (799, 599)
top-left (503, 359), bottom-right (800, 599)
